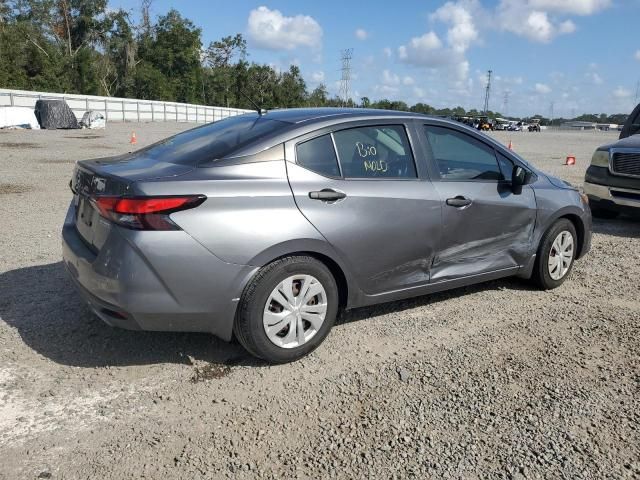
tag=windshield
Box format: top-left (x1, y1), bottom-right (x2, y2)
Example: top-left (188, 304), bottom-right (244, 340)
top-left (620, 103), bottom-right (640, 139)
top-left (133, 114), bottom-right (289, 165)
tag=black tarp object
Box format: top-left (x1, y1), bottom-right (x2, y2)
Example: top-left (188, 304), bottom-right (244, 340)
top-left (34, 99), bottom-right (80, 129)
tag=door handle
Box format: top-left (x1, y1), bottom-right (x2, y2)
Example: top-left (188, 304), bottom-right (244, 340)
top-left (446, 196), bottom-right (472, 208)
top-left (309, 189), bottom-right (347, 201)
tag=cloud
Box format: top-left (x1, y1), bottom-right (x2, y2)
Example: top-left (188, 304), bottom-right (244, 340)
top-left (398, 31), bottom-right (443, 62)
top-left (311, 71), bottom-right (325, 83)
top-left (558, 20), bottom-right (576, 34)
top-left (247, 6), bottom-right (323, 51)
top-left (382, 69), bottom-right (401, 86)
top-left (635, 50), bottom-right (640, 61)
top-left (535, 83), bottom-right (552, 94)
top-left (612, 86), bottom-right (631, 99)
top-left (430, 1), bottom-right (479, 53)
top-left (355, 28), bottom-right (368, 40)
top-left (403, 76), bottom-right (415, 86)
top-left (413, 87), bottom-right (426, 99)
top-left (586, 71), bottom-right (603, 85)
top-left (383, 47), bottom-right (392, 58)
top-left (398, 1), bottom-right (481, 89)
top-left (528, 0), bottom-right (611, 16)
top-left (497, 1), bottom-right (585, 43)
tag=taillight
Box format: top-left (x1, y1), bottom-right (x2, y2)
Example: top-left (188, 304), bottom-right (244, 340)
top-left (91, 195), bottom-right (206, 230)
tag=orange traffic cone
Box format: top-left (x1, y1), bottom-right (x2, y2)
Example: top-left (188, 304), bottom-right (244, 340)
top-left (508, 140), bottom-right (513, 150)
top-left (130, 132), bottom-right (137, 145)
top-left (565, 154), bottom-right (576, 166)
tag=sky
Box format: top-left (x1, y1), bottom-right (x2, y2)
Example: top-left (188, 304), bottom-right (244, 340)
top-left (109, 0), bottom-right (640, 117)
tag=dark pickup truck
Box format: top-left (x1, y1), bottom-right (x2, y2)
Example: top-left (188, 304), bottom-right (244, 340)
top-left (584, 103), bottom-right (640, 218)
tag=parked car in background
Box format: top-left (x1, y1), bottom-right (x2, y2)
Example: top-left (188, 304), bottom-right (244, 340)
top-left (584, 102), bottom-right (640, 218)
top-left (62, 108), bottom-right (592, 363)
top-left (528, 119), bottom-right (541, 132)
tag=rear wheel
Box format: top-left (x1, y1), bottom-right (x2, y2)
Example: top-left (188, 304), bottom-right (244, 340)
top-left (234, 256), bottom-right (339, 363)
top-left (532, 219), bottom-right (577, 290)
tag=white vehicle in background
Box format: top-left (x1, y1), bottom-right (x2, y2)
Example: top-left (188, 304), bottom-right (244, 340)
top-left (494, 118), bottom-right (510, 131)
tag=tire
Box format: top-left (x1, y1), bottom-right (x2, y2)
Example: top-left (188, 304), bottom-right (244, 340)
top-left (234, 256), bottom-right (339, 364)
top-left (532, 219), bottom-right (578, 290)
top-left (590, 204), bottom-right (619, 219)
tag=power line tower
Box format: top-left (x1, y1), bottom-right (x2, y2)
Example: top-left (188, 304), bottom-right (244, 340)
top-left (338, 49), bottom-right (353, 107)
top-left (503, 90), bottom-right (510, 117)
top-left (483, 69), bottom-right (492, 114)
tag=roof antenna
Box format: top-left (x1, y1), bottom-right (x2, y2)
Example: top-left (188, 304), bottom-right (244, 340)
top-left (240, 90), bottom-right (267, 116)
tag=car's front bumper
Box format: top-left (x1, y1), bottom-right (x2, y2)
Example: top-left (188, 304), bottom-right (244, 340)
top-left (61, 202), bottom-right (257, 340)
top-left (584, 182), bottom-right (640, 209)
top-left (584, 165), bottom-right (640, 210)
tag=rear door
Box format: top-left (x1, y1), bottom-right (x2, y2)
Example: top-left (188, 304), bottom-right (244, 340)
top-left (419, 124), bottom-right (537, 282)
top-left (285, 122), bottom-right (441, 295)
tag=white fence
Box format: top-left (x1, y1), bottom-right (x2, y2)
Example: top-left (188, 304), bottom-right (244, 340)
top-left (0, 88), bottom-right (251, 123)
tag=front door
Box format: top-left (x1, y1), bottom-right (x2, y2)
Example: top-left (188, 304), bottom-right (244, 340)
top-left (420, 124), bottom-right (537, 282)
top-left (285, 123), bottom-right (441, 295)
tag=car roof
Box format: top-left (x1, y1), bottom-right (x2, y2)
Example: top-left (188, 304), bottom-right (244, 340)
top-left (259, 107), bottom-right (429, 125)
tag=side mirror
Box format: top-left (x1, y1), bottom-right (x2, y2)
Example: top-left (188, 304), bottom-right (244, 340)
top-left (511, 165), bottom-right (530, 194)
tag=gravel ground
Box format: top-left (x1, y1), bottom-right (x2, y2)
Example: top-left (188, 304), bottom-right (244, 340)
top-left (0, 123), bottom-right (638, 479)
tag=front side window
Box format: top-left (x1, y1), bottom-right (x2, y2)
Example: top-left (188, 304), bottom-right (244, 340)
top-left (423, 125), bottom-right (502, 181)
top-left (296, 134), bottom-right (340, 177)
top-left (497, 152), bottom-right (514, 179)
top-left (332, 125), bottom-right (417, 179)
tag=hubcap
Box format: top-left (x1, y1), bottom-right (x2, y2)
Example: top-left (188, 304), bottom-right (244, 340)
top-left (263, 275), bottom-right (328, 349)
top-left (548, 230), bottom-right (574, 280)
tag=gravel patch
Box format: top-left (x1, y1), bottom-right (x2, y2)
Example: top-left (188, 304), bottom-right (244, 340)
top-left (0, 123), bottom-right (638, 479)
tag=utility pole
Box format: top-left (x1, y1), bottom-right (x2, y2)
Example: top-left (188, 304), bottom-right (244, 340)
top-left (338, 49), bottom-right (353, 108)
top-left (483, 70), bottom-right (492, 114)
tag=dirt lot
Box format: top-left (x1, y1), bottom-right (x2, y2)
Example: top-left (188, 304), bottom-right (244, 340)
top-left (1, 123), bottom-right (638, 479)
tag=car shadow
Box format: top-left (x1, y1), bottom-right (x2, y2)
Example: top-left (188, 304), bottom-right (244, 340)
top-left (0, 261), bottom-right (562, 368)
top-left (592, 213), bottom-right (640, 239)
top-left (0, 262), bottom-right (258, 369)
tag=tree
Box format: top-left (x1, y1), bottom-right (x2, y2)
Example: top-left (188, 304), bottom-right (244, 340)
top-left (308, 83), bottom-right (328, 107)
top-left (205, 33), bottom-right (246, 69)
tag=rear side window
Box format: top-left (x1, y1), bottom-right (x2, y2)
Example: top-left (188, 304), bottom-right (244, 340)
top-left (296, 134), bottom-right (340, 177)
top-left (423, 126), bottom-right (502, 181)
top-left (333, 125), bottom-right (417, 179)
top-left (135, 114), bottom-right (289, 165)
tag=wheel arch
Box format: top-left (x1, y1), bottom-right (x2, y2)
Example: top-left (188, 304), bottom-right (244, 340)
top-left (538, 205), bottom-right (588, 260)
top-left (558, 213), bottom-right (587, 259)
top-left (246, 239), bottom-right (356, 309)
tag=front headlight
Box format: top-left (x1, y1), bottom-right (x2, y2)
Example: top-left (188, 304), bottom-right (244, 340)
top-left (590, 150), bottom-right (609, 167)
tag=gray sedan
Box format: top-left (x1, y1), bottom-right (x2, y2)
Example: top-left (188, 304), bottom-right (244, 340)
top-left (62, 108), bottom-right (592, 363)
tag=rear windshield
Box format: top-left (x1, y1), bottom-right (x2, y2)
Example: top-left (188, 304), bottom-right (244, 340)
top-left (134, 114), bottom-right (289, 165)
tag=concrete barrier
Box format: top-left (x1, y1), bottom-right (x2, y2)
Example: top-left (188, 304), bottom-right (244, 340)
top-left (0, 88), bottom-right (251, 123)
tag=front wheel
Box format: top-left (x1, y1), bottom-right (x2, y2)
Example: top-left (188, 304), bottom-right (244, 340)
top-left (234, 256), bottom-right (339, 364)
top-left (532, 219), bottom-right (577, 290)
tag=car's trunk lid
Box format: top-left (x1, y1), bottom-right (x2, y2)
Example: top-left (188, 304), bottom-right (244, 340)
top-left (71, 154), bottom-right (195, 252)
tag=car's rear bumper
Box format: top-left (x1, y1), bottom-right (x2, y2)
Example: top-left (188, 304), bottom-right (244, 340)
top-left (61, 202), bottom-right (257, 340)
top-left (584, 165), bottom-right (640, 210)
